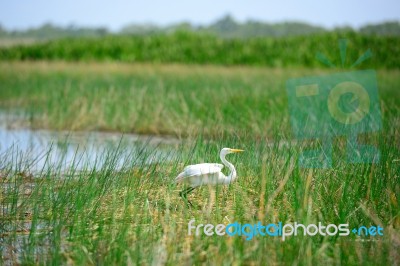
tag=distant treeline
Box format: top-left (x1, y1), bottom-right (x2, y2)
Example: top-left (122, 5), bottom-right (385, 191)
top-left (1, 31), bottom-right (399, 68)
top-left (1, 15), bottom-right (400, 40)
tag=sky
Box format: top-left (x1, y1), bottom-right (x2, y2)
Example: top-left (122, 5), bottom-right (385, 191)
top-left (0, 0), bottom-right (399, 31)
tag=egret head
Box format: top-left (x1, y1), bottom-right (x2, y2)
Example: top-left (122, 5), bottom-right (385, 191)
top-left (220, 147), bottom-right (244, 156)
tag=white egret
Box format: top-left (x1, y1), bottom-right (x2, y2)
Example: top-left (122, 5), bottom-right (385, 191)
top-left (175, 148), bottom-right (244, 205)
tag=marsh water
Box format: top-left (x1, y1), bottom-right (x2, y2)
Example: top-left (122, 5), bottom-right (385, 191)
top-left (0, 112), bottom-right (178, 265)
top-left (0, 112), bottom-right (179, 174)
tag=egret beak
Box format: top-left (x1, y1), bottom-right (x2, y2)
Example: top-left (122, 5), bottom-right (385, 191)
top-left (230, 149), bottom-right (244, 153)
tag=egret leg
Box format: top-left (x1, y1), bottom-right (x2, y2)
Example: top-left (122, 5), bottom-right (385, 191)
top-left (179, 187), bottom-right (195, 207)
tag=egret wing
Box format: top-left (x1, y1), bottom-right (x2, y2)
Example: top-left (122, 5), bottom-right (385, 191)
top-left (175, 163), bottom-right (223, 183)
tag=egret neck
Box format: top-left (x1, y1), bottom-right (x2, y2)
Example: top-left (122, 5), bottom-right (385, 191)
top-left (220, 152), bottom-right (237, 184)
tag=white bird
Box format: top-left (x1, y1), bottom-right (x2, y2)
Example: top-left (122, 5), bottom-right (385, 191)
top-left (175, 148), bottom-right (244, 205)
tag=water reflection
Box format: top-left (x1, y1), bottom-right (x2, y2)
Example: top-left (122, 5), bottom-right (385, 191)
top-left (0, 123), bottom-right (179, 173)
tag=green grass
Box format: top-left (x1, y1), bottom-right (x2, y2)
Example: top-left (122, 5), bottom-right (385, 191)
top-left (1, 62), bottom-right (399, 138)
top-left (1, 135), bottom-right (399, 265)
top-left (0, 61), bottom-right (399, 265)
top-left (1, 32), bottom-right (400, 68)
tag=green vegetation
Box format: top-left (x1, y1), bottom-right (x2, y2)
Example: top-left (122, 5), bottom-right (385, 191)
top-left (121, 15), bottom-right (326, 37)
top-left (0, 62), bottom-right (290, 137)
top-left (0, 62), bottom-right (399, 138)
top-left (1, 117), bottom-right (399, 264)
top-left (0, 62), bottom-right (399, 264)
top-left (1, 32), bottom-right (400, 68)
top-left (1, 16), bottom-right (400, 41)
